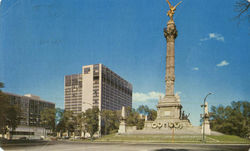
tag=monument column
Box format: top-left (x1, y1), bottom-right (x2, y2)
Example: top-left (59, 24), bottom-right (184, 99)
top-left (157, 0), bottom-right (182, 120)
top-left (164, 21), bottom-right (177, 96)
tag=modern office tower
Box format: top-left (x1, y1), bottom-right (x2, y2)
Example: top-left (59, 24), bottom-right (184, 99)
top-left (2, 92), bottom-right (55, 139)
top-left (64, 64), bottom-right (132, 114)
top-left (82, 64), bottom-right (132, 111)
top-left (64, 74), bottom-right (82, 114)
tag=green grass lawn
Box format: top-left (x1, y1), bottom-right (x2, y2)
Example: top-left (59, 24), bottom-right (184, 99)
top-left (95, 134), bottom-right (250, 144)
top-left (207, 135), bottom-right (250, 144)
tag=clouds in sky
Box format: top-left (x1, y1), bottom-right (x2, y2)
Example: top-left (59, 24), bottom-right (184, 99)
top-left (200, 33), bottom-right (224, 42)
top-left (192, 67), bottom-right (199, 71)
top-left (176, 91), bottom-right (182, 95)
top-left (133, 91), bottom-right (164, 102)
top-left (133, 91), bottom-right (183, 102)
top-left (216, 60), bottom-right (229, 67)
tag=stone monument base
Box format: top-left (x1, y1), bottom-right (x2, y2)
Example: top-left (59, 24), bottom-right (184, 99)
top-left (126, 95), bottom-right (203, 135)
top-left (125, 125), bottom-right (201, 135)
top-left (118, 120), bottom-right (126, 134)
top-left (201, 119), bottom-right (211, 135)
top-left (141, 120), bottom-right (200, 135)
top-left (157, 95), bottom-right (182, 120)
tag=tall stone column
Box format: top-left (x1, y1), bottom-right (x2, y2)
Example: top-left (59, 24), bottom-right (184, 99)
top-left (157, 20), bottom-right (181, 120)
top-left (164, 21), bottom-right (177, 96)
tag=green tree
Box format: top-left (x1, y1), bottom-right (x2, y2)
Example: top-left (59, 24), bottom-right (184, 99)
top-left (40, 108), bottom-right (56, 132)
top-left (0, 93), bottom-right (10, 138)
top-left (137, 105), bottom-right (150, 115)
top-left (76, 112), bottom-right (86, 138)
top-left (137, 105), bottom-right (157, 121)
top-left (63, 110), bottom-right (76, 137)
top-left (56, 119), bottom-right (66, 137)
top-left (136, 119), bottom-right (145, 130)
top-left (101, 110), bottom-right (119, 135)
top-left (126, 107), bottom-right (143, 129)
top-left (210, 101), bottom-right (250, 138)
top-left (85, 107), bottom-right (99, 140)
top-left (55, 108), bottom-right (66, 137)
top-left (148, 109), bottom-right (157, 121)
top-left (0, 82), bottom-right (21, 139)
top-left (0, 82), bottom-right (4, 91)
top-left (55, 108), bottom-right (64, 124)
top-left (6, 105), bottom-right (21, 136)
top-left (55, 110), bottom-right (76, 138)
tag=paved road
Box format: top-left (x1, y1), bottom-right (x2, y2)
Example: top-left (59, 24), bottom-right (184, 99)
top-left (2, 141), bottom-right (250, 151)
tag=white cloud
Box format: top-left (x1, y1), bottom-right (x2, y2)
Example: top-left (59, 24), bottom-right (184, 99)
top-left (200, 33), bottom-right (224, 42)
top-left (133, 91), bottom-right (164, 102)
top-left (176, 91), bottom-right (182, 95)
top-left (216, 60), bottom-right (229, 67)
top-left (192, 67), bottom-right (199, 71)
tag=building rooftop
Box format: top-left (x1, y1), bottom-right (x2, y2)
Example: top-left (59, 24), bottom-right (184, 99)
top-left (3, 92), bottom-right (55, 105)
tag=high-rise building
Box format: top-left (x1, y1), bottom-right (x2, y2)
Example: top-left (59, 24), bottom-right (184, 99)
top-left (64, 74), bottom-right (82, 114)
top-left (64, 64), bottom-right (132, 114)
top-left (2, 92), bottom-right (55, 139)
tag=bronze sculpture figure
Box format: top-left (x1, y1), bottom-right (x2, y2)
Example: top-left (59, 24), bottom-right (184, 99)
top-left (166, 0), bottom-right (182, 21)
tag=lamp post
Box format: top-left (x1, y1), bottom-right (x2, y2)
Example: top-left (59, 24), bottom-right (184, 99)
top-left (201, 92), bottom-right (212, 143)
top-left (44, 120), bottom-right (47, 139)
top-left (168, 122), bottom-right (182, 143)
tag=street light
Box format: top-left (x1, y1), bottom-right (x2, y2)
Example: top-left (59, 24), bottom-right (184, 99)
top-left (201, 92), bottom-right (212, 143)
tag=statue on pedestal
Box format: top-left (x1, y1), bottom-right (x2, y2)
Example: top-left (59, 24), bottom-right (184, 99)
top-left (201, 102), bottom-right (211, 135)
top-left (166, 0), bottom-right (182, 21)
top-left (118, 106), bottom-right (127, 134)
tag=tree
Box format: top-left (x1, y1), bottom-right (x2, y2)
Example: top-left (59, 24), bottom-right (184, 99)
top-left (137, 105), bottom-right (157, 121)
top-left (85, 107), bottom-right (99, 140)
top-left (148, 109), bottom-right (157, 121)
top-left (6, 105), bottom-right (21, 137)
top-left (210, 101), bottom-right (250, 138)
top-left (55, 108), bottom-right (66, 137)
top-left (63, 110), bottom-right (76, 137)
top-left (0, 82), bottom-right (21, 139)
top-left (235, 0), bottom-right (250, 22)
top-left (0, 93), bottom-right (10, 138)
top-left (126, 107), bottom-right (142, 129)
top-left (40, 108), bottom-right (56, 132)
top-left (0, 82), bottom-right (4, 91)
top-left (55, 110), bottom-right (76, 138)
top-left (137, 105), bottom-right (150, 115)
top-left (76, 112), bottom-right (86, 138)
top-left (55, 108), bottom-right (64, 124)
top-left (101, 110), bottom-right (119, 135)
top-left (56, 119), bottom-right (66, 137)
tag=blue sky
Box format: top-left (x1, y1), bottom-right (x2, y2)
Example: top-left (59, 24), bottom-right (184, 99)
top-left (0, 0), bottom-right (249, 126)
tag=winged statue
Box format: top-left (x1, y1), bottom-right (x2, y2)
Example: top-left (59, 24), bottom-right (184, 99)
top-left (166, 0), bottom-right (182, 21)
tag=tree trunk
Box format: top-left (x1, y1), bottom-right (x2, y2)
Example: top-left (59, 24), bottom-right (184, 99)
top-left (90, 133), bottom-right (94, 141)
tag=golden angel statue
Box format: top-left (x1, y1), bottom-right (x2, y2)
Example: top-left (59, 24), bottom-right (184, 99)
top-left (166, 0), bottom-right (182, 21)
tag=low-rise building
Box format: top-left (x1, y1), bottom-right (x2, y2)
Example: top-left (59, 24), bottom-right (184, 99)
top-left (3, 92), bottom-right (55, 139)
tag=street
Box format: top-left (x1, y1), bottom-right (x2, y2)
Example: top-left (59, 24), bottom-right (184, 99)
top-left (2, 141), bottom-right (250, 151)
